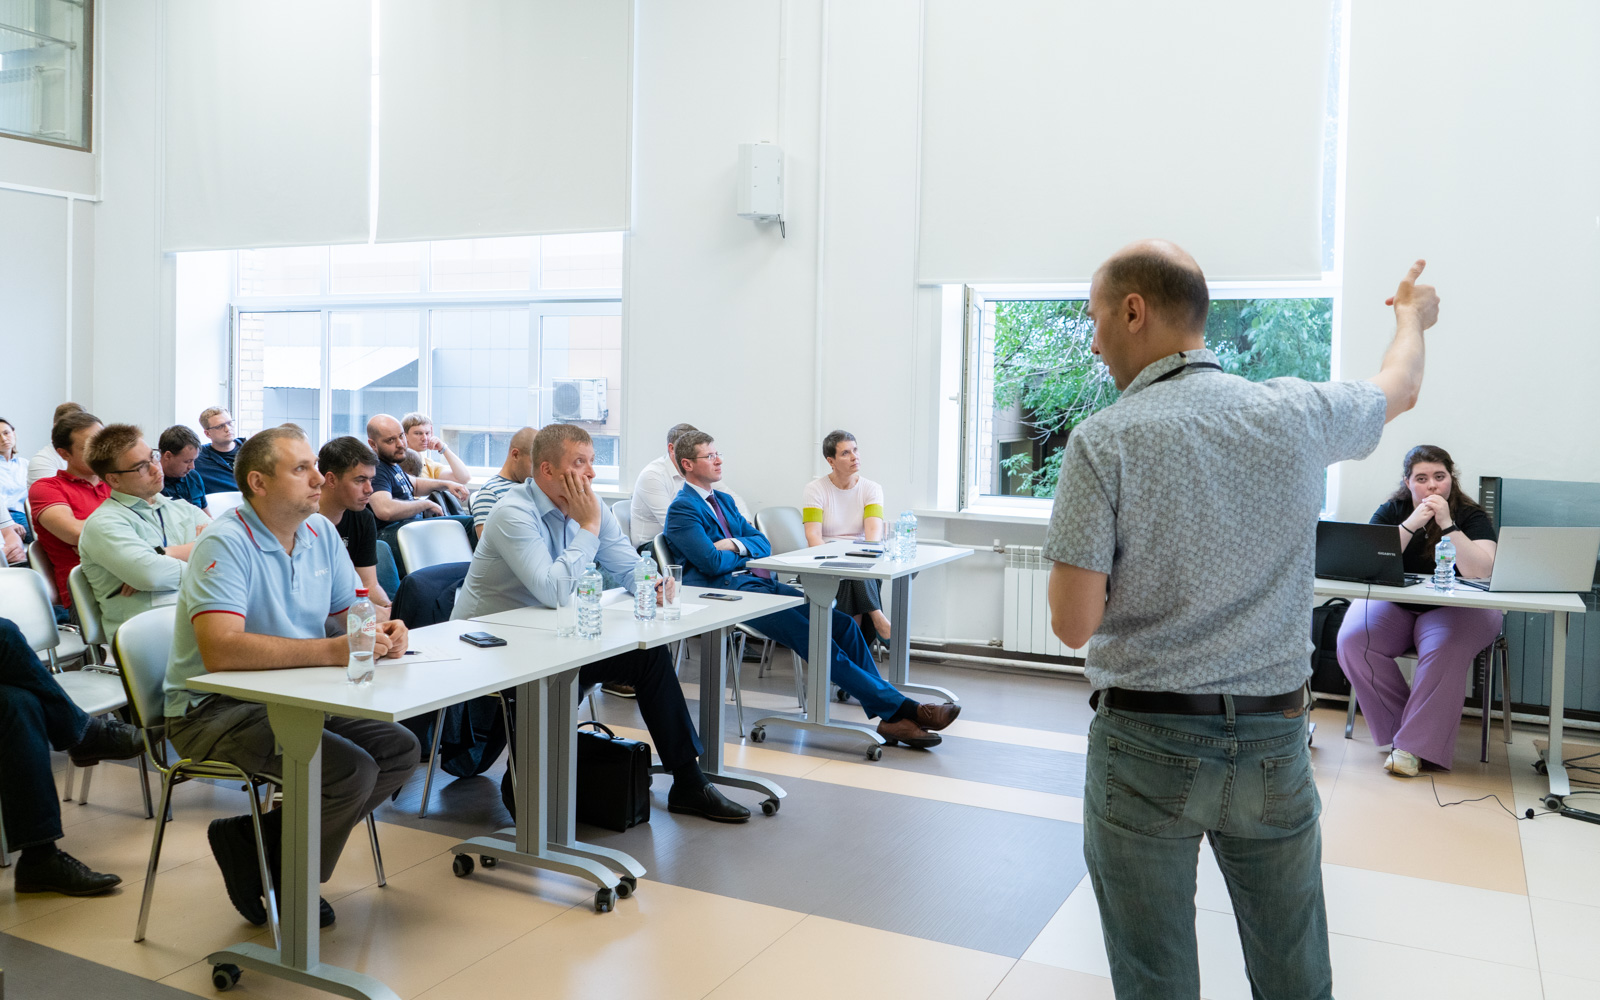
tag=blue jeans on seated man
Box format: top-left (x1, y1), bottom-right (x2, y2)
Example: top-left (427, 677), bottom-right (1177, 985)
top-left (0, 617), bottom-right (92, 850)
top-left (747, 583), bottom-right (906, 720)
top-left (1083, 694), bottom-right (1331, 1000)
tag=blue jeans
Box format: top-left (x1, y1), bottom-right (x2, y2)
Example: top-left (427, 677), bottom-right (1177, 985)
top-left (745, 585), bottom-right (907, 719)
top-left (1083, 694), bottom-right (1331, 1000)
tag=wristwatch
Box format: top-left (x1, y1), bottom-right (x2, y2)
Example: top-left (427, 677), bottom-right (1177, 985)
top-left (154, 545), bottom-right (166, 555)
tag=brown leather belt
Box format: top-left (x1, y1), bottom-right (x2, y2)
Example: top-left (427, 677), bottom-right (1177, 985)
top-left (1090, 686), bottom-right (1306, 716)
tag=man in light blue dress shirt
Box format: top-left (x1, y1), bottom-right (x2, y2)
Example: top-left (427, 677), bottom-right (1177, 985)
top-left (453, 423), bottom-right (751, 824)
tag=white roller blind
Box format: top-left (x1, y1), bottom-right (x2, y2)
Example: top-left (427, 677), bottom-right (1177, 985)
top-left (163, 1), bottom-right (372, 252)
top-left (919, 0), bottom-right (1332, 284)
top-left (1338, 1), bottom-right (1600, 509)
top-left (376, 0), bottom-right (632, 243)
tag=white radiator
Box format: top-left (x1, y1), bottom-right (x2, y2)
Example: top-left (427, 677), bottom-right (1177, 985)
top-left (1002, 545), bottom-right (1086, 659)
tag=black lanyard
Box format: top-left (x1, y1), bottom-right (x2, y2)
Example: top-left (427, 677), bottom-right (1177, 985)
top-left (1150, 361), bottom-right (1223, 386)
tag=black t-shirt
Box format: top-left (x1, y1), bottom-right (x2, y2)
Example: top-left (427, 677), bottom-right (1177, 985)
top-left (334, 506), bottom-right (378, 568)
top-left (1370, 498), bottom-right (1497, 574)
top-left (371, 462), bottom-right (417, 530)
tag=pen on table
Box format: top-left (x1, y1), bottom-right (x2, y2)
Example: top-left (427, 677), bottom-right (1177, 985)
top-left (403, 650), bottom-right (420, 655)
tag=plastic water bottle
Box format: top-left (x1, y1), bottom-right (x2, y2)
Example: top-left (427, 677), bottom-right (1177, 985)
top-left (346, 589), bottom-right (377, 685)
top-left (633, 555), bottom-right (658, 621)
top-left (1432, 534), bottom-right (1456, 593)
top-left (896, 510), bottom-right (919, 561)
top-left (577, 562), bottom-right (604, 638)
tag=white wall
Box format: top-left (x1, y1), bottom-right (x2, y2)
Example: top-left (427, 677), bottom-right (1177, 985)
top-left (0, 189), bottom-right (70, 449)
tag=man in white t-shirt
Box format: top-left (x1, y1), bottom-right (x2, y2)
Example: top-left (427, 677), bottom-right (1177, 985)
top-left (629, 422), bottom-right (749, 548)
top-left (801, 430), bottom-right (892, 642)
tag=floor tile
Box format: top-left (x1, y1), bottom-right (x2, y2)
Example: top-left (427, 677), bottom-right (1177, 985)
top-left (1320, 863), bottom-right (1537, 967)
top-left (1530, 896), bottom-right (1600, 983)
top-left (319, 821), bottom-right (461, 903)
top-left (1544, 971), bottom-right (1600, 998)
top-left (1517, 811), bottom-right (1600, 905)
top-left (803, 759), bottom-right (1082, 822)
top-left (1329, 931), bottom-right (1543, 999)
top-left (986, 959), bottom-right (1113, 999)
top-left (415, 880), bottom-right (804, 1000)
top-left (703, 914), bottom-right (1014, 1000)
top-left (938, 719), bottom-right (1088, 755)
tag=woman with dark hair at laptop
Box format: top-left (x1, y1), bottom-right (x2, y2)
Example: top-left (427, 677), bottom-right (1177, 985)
top-left (1336, 444), bottom-right (1500, 777)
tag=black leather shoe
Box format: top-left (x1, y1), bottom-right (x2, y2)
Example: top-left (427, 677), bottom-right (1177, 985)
top-left (208, 816), bottom-right (268, 926)
top-left (68, 716), bottom-right (144, 767)
top-left (667, 781), bottom-right (751, 823)
top-left (13, 849), bottom-right (122, 896)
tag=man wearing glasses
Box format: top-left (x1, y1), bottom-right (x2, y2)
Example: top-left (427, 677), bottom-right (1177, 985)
top-left (194, 406), bottom-right (246, 496)
top-left (78, 425), bottom-right (210, 641)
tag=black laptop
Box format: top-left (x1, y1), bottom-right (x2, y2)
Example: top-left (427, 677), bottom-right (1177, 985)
top-left (1315, 521), bottom-right (1424, 587)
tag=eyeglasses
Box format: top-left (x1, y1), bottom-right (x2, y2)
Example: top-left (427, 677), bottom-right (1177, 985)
top-left (206, 420), bottom-right (234, 432)
top-left (693, 452), bottom-right (721, 462)
top-left (109, 457), bottom-right (157, 477)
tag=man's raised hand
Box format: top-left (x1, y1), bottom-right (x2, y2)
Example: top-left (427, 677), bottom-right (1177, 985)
top-left (1385, 259), bottom-right (1440, 331)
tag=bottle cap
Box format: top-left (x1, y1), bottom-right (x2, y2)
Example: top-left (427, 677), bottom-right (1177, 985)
top-left (356, 588), bottom-right (369, 597)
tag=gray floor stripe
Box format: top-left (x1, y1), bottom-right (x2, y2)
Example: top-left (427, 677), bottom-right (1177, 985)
top-left (0, 931), bottom-right (195, 999)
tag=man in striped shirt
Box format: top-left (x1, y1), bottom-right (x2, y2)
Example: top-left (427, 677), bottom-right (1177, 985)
top-left (470, 426), bottom-right (536, 539)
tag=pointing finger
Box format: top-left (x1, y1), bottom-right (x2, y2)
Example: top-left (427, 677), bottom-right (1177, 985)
top-left (1403, 259), bottom-right (1426, 284)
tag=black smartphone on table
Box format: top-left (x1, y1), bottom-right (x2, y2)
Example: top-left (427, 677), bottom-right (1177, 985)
top-left (459, 631), bottom-right (507, 648)
top-left (699, 593), bottom-right (743, 602)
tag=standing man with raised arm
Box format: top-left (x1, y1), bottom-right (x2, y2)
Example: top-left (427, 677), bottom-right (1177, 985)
top-left (1046, 242), bottom-right (1436, 998)
top-left (165, 425), bottom-right (419, 928)
top-left (193, 406), bottom-right (247, 496)
top-left (77, 425), bottom-right (211, 641)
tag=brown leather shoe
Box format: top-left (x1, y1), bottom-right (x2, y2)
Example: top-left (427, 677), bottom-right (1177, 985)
top-left (876, 717), bottom-right (941, 750)
top-left (915, 702), bottom-right (960, 732)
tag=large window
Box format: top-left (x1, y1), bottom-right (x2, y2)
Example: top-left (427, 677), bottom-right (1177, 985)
top-left (961, 285), bottom-right (1336, 510)
top-left (0, 0), bottom-right (90, 149)
top-left (229, 235), bottom-right (623, 483)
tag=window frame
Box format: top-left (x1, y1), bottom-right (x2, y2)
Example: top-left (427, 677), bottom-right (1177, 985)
top-left (226, 238), bottom-right (624, 482)
top-left (957, 277), bottom-right (1343, 517)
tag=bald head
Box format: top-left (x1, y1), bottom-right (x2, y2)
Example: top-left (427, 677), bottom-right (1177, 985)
top-left (366, 414), bottom-right (407, 465)
top-left (1094, 239), bottom-right (1210, 333)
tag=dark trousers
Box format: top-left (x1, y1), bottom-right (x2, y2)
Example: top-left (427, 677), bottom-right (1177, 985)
top-left (500, 645), bottom-right (702, 815)
top-left (0, 617), bottom-right (91, 850)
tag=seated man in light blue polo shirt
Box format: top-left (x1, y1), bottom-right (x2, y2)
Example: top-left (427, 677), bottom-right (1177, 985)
top-left (164, 425), bottom-right (420, 929)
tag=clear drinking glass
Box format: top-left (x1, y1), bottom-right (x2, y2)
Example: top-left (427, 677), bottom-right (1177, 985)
top-left (551, 572), bottom-right (579, 637)
top-left (662, 565), bottom-right (684, 621)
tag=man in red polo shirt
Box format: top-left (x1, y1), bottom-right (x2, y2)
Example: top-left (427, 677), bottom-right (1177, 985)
top-left (28, 411), bottom-right (108, 608)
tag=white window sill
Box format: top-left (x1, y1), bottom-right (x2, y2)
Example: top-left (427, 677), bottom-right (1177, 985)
top-left (913, 507), bottom-right (1050, 526)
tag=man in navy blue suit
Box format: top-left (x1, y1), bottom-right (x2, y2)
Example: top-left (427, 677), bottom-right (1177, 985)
top-left (663, 431), bottom-right (956, 749)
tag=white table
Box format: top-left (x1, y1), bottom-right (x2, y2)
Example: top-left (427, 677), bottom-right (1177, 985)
top-left (1314, 578), bottom-right (1587, 806)
top-left (744, 540), bottom-right (972, 758)
top-left (188, 618), bottom-right (639, 1000)
top-left (473, 587), bottom-right (805, 813)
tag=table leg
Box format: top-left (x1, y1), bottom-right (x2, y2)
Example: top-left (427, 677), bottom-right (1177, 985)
top-left (884, 573), bottom-right (959, 705)
top-left (749, 574), bottom-right (885, 758)
top-left (546, 669), bottom-right (647, 877)
top-left (205, 704), bottom-right (402, 1000)
top-left (450, 672), bottom-right (633, 912)
top-left (1543, 611), bottom-right (1572, 799)
top-left (691, 626), bottom-right (785, 809)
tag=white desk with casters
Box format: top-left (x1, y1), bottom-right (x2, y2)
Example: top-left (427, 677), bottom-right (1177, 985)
top-left (743, 540), bottom-right (972, 758)
top-left (188, 618), bottom-right (638, 1000)
top-left (1313, 577), bottom-right (1587, 810)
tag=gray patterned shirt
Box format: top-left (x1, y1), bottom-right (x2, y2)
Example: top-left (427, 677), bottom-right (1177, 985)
top-left (1044, 349), bottom-right (1386, 695)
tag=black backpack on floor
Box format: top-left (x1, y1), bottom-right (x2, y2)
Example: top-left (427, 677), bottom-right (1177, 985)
top-left (1310, 598), bottom-right (1351, 697)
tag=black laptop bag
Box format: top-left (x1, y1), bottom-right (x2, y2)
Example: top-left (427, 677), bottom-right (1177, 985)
top-left (1309, 598), bottom-right (1352, 697)
top-left (576, 721), bottom-right (652, 832)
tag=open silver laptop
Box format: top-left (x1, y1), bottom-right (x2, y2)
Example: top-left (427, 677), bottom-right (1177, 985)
top-left (1462, 527), bottom-right (1600, 592)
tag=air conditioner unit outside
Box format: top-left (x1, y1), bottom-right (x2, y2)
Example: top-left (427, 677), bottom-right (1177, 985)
top-left (551, 378), bottom-right (608, 422)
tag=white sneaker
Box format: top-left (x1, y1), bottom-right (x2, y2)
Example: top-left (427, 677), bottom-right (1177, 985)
top-left (1384, 749), bottom-right (1420, 777)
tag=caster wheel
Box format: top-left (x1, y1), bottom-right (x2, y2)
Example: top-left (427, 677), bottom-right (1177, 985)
top-left (452, 853), bottom-right (475, 878)
top-left (1534, 759), bottom-right (1549, 775)
top-left (750, 726), bottom-right (766, 744)
top-left (594, 887), bottom-right (617, 913)
top-left (1544, 795), bottom-right (1563, 811)
top-left (211, 964), bottom-right (242, 992)
top-left (835, 687), bottom-right (850, 703)
top-left (616, 875), bottom-right (637, 899)
top-left (479, 855), bottom-right (498, 869)
top-left (761, 797), bottom-right (780, 816)
top-left (866, 746), bottom-right (883, 761)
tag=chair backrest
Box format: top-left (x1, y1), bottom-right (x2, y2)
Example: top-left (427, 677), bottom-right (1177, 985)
top-left (395, 518), bottom-right (473, 572)
top-left (67, 563), bottom-right (105, 646)
top-left (0, 567), bottom-right (60, 653)
top-left (27, 540), bottom-right (58, 603)
top-left (612, 499), bottom-right (631, 539)
top-left (756, 506), bottom-right (808, 555)
top-left (112, 606), bottom-right (178, 731)
top-left (651, 533), bottom-right (674, 575)
top-left (206, 491), bottom-right (244, 516)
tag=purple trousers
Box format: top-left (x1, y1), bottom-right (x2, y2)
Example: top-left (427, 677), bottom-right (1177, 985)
top-left (1335, 600), bottom-right (1503, 769)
